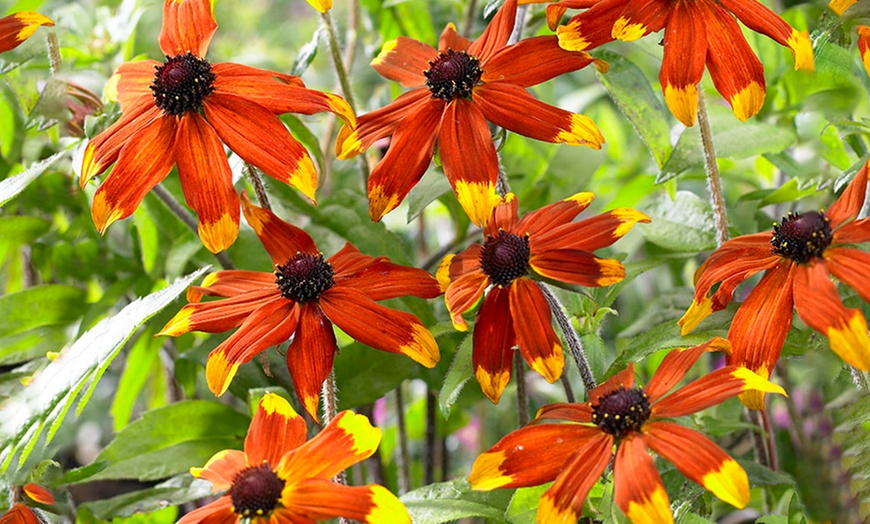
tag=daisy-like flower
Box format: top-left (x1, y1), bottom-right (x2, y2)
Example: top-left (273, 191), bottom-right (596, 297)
top-left (80, 0), bottom-right (354, 253)
top-left (0, 483), bottom-right (54, 524)
top-left (438, 192), bottom-right (649, 403)
top-left (159, 194), bottom-right (441, 419)
top-left (469, 338), bottom-right (786, 524)
top-left (679, 161), bottom-right (870, 409)
top-left (180, 393), bottom-right (410, 524)
top-left (335, 0), bottom-right (605, 226)
top-left (0, 12), bottom-right (53, 54)
top-left (529, 0), bottom-right (814, 126)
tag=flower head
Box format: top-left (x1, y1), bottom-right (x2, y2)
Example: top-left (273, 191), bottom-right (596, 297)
top-left (0, 12), bottom-right (53, 54)
top-left (159, 193), bottom-right (441, 419)
top-left (468, 338), bottom-right (786, 524)
top-left (0, 483), bottom-right (54, 524)
top-left (680, 161), bottom-right (870, 409)
top-left (80, 0), bottom-right (354, 253)
top-left (536, 0), bottom-right (814, 126)
top-left (438, 192), bottom-right (649, 403)
top-left (336, 0), bottom-right (605, 226)
top-left (180, 393), bottom-right (410, 524)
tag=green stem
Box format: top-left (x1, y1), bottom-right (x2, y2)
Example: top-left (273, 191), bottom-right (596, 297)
top-left (320, 370), bottom-right (350, 524)
top-left (514, 351), bottom-right (529, 426)
top-left (244, 163), bottom-right (272, 211)
top-left (697, 92), bottom-right (729, 246)
top-left (538, 282), bottom-right (597, 394)
top-left (46, 31), bottom-right (61, 74)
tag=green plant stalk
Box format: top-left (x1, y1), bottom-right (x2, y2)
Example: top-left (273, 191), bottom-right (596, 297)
top-left (244, 163), bottom-right (272, 211)
top-left (697, 92), bottom-right (729, 247)
top-left (538, 282), bottom-right (597, 394)
top-left (322, 369), bottom-right (350, 524)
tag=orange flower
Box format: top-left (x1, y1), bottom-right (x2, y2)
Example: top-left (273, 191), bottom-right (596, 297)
top-left (438, 192), bottom-right (649, 403)
top-left (180, 393), bottom-right (410, 524)
top-left (0, 483), bottom-right (54, 524)
top-left (80, 0), bottom-right (354, 253)
top-left (159, 194), bottom-right (441, 419)
top-left (859, 25), bottom-right (870, 77)
top-left (680, 161), bottom-right (870, 409)
top-left (469, 339), bottom-right (786, 524)
top-left (531, 0), bottom-right (814, 126)
top-left (0, 12), bottom-right (53, 53)
top-left (336, 0), bottom-right (604, 226)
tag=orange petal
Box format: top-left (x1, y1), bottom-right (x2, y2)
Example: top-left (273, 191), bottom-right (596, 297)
top-left (613, 435), bottom-right (673, 524)
top-left (556, 0), bottom-right (624, 52)
top-left (176, 495), bottom-right (235, 524)
top-left (700, 0), bottom-right (766, 121)
top-left (859, 26), bottom-right (870, 77)
top-left (644, 422), bottom-right (748, 508)
top-left (206, 300), bottom-right (300, 396)
top-left (279, 410), bottom-right (381, 480)
top-left (0, 12), bottom-right (54, 54)
top-left (0, 504), bottom-right (40, 524)
top-left (659, 0), bottom-right (706, 126)
top-left (509, 278), bottom-right (564, 383)
top-left (371, 37), bottom-right (436, 87)
top-left (793, 262), bottom-right (870, 370)
top-left (444, 270), bottom-right (489, 331)
top-left (240, 192), bottom-right (319, 264)
top-left (281, 480), bottom-right (409, 523)
top-left (158, 0), bottom-right (216, 57)
top-left (538, 432), bottom-right (613, 524)
top-left (514, 192), bottom-right (595, 236)
top-left (482, 36), bottom-right (597, 86)
top-left (190, 449), bottom-right (247, 492)
top-left (718, 0), bottom-right (814, 71)
top-left (535, 402), bottom-right (593, 423)
top-left (338, 256), bottom-right (442, 301)
top-left (611, 0), bottom-right (671, 42)
top-left (185, 269), bottom-right (276, 301)
top-left (205, 94), bottom-right (318, 202)
top-left (469, 424), bottom-right (603, 491)
top-left (286, 302), bottom-right (337, 421)
top-left (485, 194), bottom-right (519, 238)
top-left (366, 98), bottom-right (444, 222)
top-left (245, 392), bottom-right (306, 467)
top-left (468, 0), bottom-right (517, 61)
top-left (530, 249), bottom-right (625, 287)
top-left (827, 160), bottom-right (869, 228)
top-left (438, 22), bottom-right (472, 52)
top-left (337, 89), bottom-right (431, 159)
top-left (652, 366), bottom-right (786, 418)
top-left (319, 287), bottom-right (439, 368)
top-left (175, 112), bottom-right (239, 252)
top-left (473, 286), bottom-right (515, 404)
top-left (644, 337), bottom-right (731, 403)
top-left (825, 247), bottom-right (870, 303)
top-left (446, 243), bottom-right (484, 281)
top-left (21, 484), bottom-right (53, 505)
top-left (90, 116), bottom-right (177, 234)
top-left (530, 208), bottom-right (649, 252)
top-left (474, 83), bottom-right (604, 149)
top-left (113, 60), bottom-right (161, 110)
top-left (588, 363), bottom-right (635, 401)
top-left (157, 289), bottom-right (276, 336)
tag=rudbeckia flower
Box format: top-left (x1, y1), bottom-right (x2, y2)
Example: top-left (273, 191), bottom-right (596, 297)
top-left (679, 161), bottom-right (870, 409)
top-left (0, 483), bottom-right (54, 524)
top-left (336, 0), bottom-right (605, 226)
top-left (469, 338), bottom-right (786, 524)
top-left (80, 0), bottom-right (354, 253)
top-left (530, 0), bottom-right (814, 126)
top-left (0, 12), bottom-right (53, 54)
top-left (859, 25), bottom-right (870, 76)
top-left (159, 194), bottom-right (441, 418)
top-left (438, 192), bottom-right (649, 403)
top-left (180, 393), bottom-right (410, 524)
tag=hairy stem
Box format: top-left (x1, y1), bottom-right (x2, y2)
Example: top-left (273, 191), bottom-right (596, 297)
top-left (515, 351), bottom-right (529, 426)
top-left (697, 92), bottom-right (729, 246)
top-left (151, 184), bottom-right (235, 270)
top-left (321, 370), bottom-right (350, 524)
top-left (538, 282), bottom-right (597, 393)
top-left (244, 163), bottom-right (272, 211)
top-left (46, 32), bottom-right (61, 74)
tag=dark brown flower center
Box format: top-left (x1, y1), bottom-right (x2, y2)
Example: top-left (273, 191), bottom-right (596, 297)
top-left (770, 211), bottom-right (832, 264)
top-left (479, 231), bottom-right (530, 287)
top-left (229, 464), bottom-right (285, 517)
top-left (424, 49), bottom-right (483, 101)
top-left (275, 253), bottom-right (335, 302)
top-left (150, 52), bottom-right (215, 116)
top-left (591, 386), bottom-right (651, 439)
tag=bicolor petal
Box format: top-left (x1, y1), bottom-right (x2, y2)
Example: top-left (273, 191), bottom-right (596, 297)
top-left (245, 392), bottom-right (307, 467)
top-left (157, 289), bottom-right (279, 336)
top-left (286, 302), bottom-right (337, 420)
top-left (21, 484), bottom-right (52, 506)
top-left (659, 0), bottom-right (706, 126)
top-left (556, 0), bottom-right (625, 52)
top-left (473, 286), bottom-right (516, 403)
top-left (530, 249), bottom-right (625, 287)
top-left (859, 26), bottom-right (870, 77)
top-left (190, 449), bottom-right (247, 492)
top-left (482, 36), bottom-right (598, 87)
top-left (371, 37), bottom-right (436, 87)
top-left (336, 89), bottom-right (431, 159)
top-left (281, 480), bottom-right (409, 524)
top-left (652, 366), bottom-right (786, 418)
top-left (644, 337), bottom-right (731, 403)
top-left (438, 22), bottom-right (473, 51)
top-left (0, 11), bottom-right (54, 54)
top-left (535, 402), bottom-right (594, 423)
top-left (718, 0), bottom-right (814, 70)
top-left (532, 208), bottom-right (650, 252)
top-left (445, 270), bottom-right (489, 330)
top-left (612, 0), bottom-right (671, 42)
top-left (515, 192), bottom-right (595, 237)
top-left (538, 432), bottom-right (613, 524)
top-left (338, 256), bottom-right (442, 300)
top-left (509, 278), bottom-right (564, 383)
top-left (613, 435), bottom-right (673, 524)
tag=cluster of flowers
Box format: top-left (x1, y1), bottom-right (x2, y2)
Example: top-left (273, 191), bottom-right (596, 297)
top-left (3, 0), bottom-right (870, 522)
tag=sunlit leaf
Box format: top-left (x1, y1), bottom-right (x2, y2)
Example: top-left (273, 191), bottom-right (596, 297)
top-left (401, 478), bottom-right (512, 524)
top-left (0, 151), bottom-right (65, 207)
top-left (641, 191), bottom-right (716, 252)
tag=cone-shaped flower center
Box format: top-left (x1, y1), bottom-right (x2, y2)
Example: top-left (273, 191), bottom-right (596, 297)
top-left (229, 464), bottom-right (285, 517)
top-left (771, 211), bottom-right (833, 264)
top-left (424, 49), bottom-right (483, 101)
top-left (275, 253), bottom-right (335, 302)
top-left (150, 52), bottom-right (216, 116)
top-left (479, 231), bottom-right (530, 287)
top-left (591, 386), bottom-right (651, 439)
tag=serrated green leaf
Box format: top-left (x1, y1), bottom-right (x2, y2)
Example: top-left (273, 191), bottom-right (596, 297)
top-left (439, 334), bottom-right (473, 418)
top-left (641, 191), bottom-right (716, 252)
top-left (401, 478), bottom-right (512, 524)
top-left (597, 50), bottom-right (672, 168)
top-left (0, 268), bottom-right (209, 472)
top-left (0, 285), bottom-right (87, 338)
top-left (0, 151), bottom-right (65, 207)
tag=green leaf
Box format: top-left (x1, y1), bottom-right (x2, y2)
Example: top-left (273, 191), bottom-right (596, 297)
top-left (641, 191), bottom-right (716, 252)
top-left (0, 285), bottom-right (87, 338)
top-left (0, 268), bottom-right (209, 472)
top-left (110, 330), bottom-right (163, 432)
top-left (0, 151), bottom-right (65, 207)
top-left (334, 342), bottom-right (417, 411)
top-left (439, 334), bottom-right (473, 418)
top-left (83, 400), bottom-right (248, 482)
top-left (596, 50), bottom-right (672, 168)
top-left (291, 26), bottom-right (322, 77)
top-left (401, 478), bottom-right (512, 524)
top-left (505, 484), bottom-right (549, 524)
top-left (739, 459), bottom-right (796, 487)
top-left (0, 216), bottom-right (50, 244)
top-left (407, 168), bottom-right (452, 222)
top-left (78, 475), bottom-right (212, 520)
top-left (657, 105), bottom-right (796, 182)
